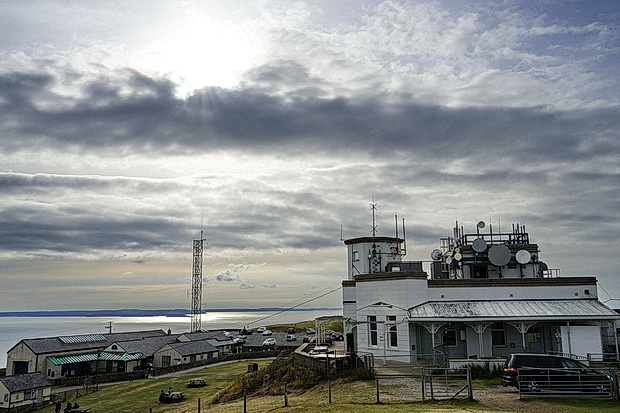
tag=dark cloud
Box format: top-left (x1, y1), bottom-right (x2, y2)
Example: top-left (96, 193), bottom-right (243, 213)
top-left (1, 64), bottom-right (618, 165)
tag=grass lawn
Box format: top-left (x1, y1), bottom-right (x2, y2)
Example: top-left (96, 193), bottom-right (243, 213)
top-left (34, 360), bottom-right (619, 413)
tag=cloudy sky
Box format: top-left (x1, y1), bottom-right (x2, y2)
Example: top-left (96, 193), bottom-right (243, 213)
top-left (1, 0), bottom-right (619, 312)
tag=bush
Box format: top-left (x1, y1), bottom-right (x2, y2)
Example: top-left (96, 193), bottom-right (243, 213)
top-left (462, 363), bottom-right (503, 379)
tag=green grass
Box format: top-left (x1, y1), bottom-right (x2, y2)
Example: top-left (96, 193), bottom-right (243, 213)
top-left (34, 360), bottom-right (619, 413)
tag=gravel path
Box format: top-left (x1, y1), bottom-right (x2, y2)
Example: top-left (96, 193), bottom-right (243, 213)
top-left (377, 376), bottom-right (577, 413)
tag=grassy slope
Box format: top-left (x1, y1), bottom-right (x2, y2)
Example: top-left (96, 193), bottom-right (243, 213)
top-left (35, 359), bottom-right (620, 413)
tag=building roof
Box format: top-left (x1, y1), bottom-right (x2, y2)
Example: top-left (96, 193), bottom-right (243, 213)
top-left (344, 236), bottom-right (403, 245)
top-left (407, 299), bottom-right (620, 322)
top-left (0, 372), bottom-right (51, 392)
top-left (113, 335), bottom-right (180, 356)
top-left (17, 330), bottom-right (167, 355)
top-left (179, 331), bottom-right (231, 342)
top-left (166, 340), bottom-right (218, 356)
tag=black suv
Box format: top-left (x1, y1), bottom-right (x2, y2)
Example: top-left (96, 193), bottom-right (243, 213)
top-left (502, 353), bottom-right (611, 393)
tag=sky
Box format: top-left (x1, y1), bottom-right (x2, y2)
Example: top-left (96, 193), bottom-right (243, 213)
top-left (1, 0), bottom-right (619, 312)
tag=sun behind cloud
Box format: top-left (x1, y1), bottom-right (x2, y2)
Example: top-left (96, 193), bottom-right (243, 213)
top-left (145, 14), bottom-right (261, 93)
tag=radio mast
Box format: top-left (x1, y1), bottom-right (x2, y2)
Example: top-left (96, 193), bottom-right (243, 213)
top-left (191, 231), bottom-right (206, 332)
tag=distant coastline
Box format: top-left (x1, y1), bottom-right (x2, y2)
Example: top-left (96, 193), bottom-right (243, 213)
top-left (0, 308), bottom-right (342, 317)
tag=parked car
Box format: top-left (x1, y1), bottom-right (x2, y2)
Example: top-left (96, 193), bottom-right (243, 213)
top-left (330, 332), bottom-right (344, 341)
top-left (232, 337), bottom-right (245, 345)
top-left (306, 328), bottom-right (316, 334)
top-left (263, 338), bottom-right (276, 346)
top-left (261, 329), bottom-right (273, 336)
top-left (287, 327), bottom-right (297, 334)
top-left (256, 326), bottom-right (267, 333)
top-left (302, 335), bottom-right (314, 343)
top-left (502, 353), bottom-right (612, 393)
top-left (286, 334), bottom-right (297, 342)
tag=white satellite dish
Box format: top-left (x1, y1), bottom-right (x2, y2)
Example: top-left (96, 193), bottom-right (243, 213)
top-left (472, 238), bottom-right (487, 253)
top-left (454, 252), bottom-right (463, 261)
top-left (446, 256), bottom-right (453, 265)
top-left (515, 249), bottom-right (531, 264)
top-left (431, 249), bottom-right (442, 260)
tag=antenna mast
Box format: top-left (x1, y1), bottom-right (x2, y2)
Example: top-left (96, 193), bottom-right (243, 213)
top-left (191, 231), bottom-right (206, 333)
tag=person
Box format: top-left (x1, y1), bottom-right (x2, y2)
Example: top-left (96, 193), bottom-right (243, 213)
top-left (55, 400), bottom-right (61, 413)
top-left (64, 401), bottom-right (73, 412)
top-left (73, 401), bottom-right (79, 409)
top-left (159, 390), bottom-right (167, 402)
top-left (168, 386), bottom-right (174, 396)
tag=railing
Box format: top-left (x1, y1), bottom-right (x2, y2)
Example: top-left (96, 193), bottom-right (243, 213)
top-left (517, 367), bottom-right (617, 399)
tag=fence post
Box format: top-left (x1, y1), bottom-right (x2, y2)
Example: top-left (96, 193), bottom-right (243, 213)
top-left (422, 369), bottom-right (426, 402)
top-left (467, 367), bottom-right (473, 400)
top-left (243, 388), bottom-right (247, 413)
top-left (284, 383), bottom-right (289, 407)
top-left (375, 378), bottom-right (380, 404)
top-left (198, 397), bottom-right (201, 413)
top-left (328, 380), bottom-right (332, 403)
top-left (149, 408), bottom-right (152, 413)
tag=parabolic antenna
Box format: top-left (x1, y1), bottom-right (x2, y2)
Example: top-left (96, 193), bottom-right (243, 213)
top-left (431, 249), bottom-right (442, 260)
top-left (453, 252), bottom-right (463, 261)
top-left (472, 238), bottom-right (487, 253)
top-left (515, 249), bottom-right (531, 264)
top-left (477, 221), bottom-right (486, 229)
top-left (446, 256), bottom-right (453, 265)
top-left (488, 245), bottom-right (511, 266)
top-left (539, 262), bottom-right (548, 271)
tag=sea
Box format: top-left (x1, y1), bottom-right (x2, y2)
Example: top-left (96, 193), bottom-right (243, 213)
top-left (0, 308), bottom-right (340, 368)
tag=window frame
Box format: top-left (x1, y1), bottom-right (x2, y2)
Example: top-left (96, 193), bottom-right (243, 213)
top-left (491, 322), bottom-right (506, 347)
top-left (368, 315), bottom-right (378, 347)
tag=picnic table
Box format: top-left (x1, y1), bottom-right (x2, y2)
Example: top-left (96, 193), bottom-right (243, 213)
top-left (159, 391), bottom-right (185, 403)
top-left (68, 408), bottom-right (90, 413)
top-left (187, 378), bottom-right (206, 387)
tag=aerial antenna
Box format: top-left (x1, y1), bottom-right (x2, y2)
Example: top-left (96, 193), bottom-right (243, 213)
top-left (370, 200), bottom-right (378, 239)
top-left (394, 213), bottom-right (398, 238)
top-left (190, 230), bottom-right (206, 333)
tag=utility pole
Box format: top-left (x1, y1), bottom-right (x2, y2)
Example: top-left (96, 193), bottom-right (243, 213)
top-left (105, 321), bottom-right (113, 334)
top-left (191, 231), bottom-right (206, 332)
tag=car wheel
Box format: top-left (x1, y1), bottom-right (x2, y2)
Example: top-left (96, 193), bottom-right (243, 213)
top-left (527, 381), bottom-right (541, 392)
top-left (595, 383), bottom-right (609, 393)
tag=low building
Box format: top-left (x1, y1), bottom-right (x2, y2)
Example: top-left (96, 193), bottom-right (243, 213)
top-left (6, 330), bottom-right (167, 379)
top-left (5, 329), bottom-right (232, 381)
top-left (177, 331), bottom-right (235, 357)
top-left (0, 372), bottom-right (52, 411)
top-left (153, 340), bottom-right (218, 367)
top-left (342, 219), bottom-right (620, 366)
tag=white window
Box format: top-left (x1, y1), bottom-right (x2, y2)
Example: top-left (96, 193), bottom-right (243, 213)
top-left (387, 316), bottom-right (398, 348)
top-left (368, 316), bottom-right (378, 346)
top-left (352, 251), bottom-right (360, 261)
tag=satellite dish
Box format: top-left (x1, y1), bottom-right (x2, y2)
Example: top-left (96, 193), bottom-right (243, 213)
top-left (515, 249), bottom-right (531, 264)
top-left (454, 252), bottom-right (463, 261)
top-left (446, 256), bottom-right (453, 265)
top-left (477, 221), bottom-right (486, 229)
top-left (539, 262), bottom-right (548, 271)
top-left (488, 245), bottom-right (511, 266)
top-left (472, 238), bottom-right (487, 253)
top-left (445, 250), bottom-right (453, 257)
top-left (431, 249), bottom-right (442, 260)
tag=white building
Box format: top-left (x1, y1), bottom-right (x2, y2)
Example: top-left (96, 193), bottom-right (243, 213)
top-left (342, 220), bottom-right (620, 366)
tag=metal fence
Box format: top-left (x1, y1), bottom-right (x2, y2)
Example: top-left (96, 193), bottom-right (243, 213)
top-left (203, 372), bottom-right (472, 412)
top-left (517, 367), bottom-right (618, 399)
